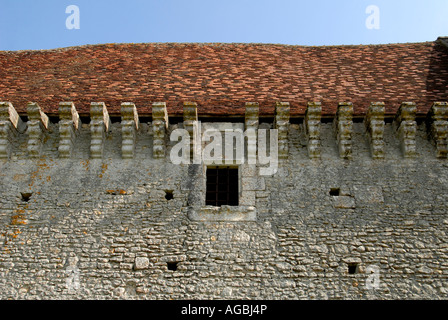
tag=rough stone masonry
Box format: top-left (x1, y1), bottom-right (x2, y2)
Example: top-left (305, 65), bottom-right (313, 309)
top-left (0, 98), bottom-right (448, 300)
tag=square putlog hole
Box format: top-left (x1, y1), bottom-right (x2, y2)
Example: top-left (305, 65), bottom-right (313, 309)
top-left (20, 192), bottom-right (32, 202)
top-left (329, 188), bottom-right (340, 196)
top-left (165, 190), bottom-right (174, 201)
top-left (167, 262), bottom-right (178, 271)
top-left (348, 263), bottom-right (358, 274)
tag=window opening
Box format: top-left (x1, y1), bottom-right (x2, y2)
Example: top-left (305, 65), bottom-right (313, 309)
top-left (206, 167), bottom-right (239, 207)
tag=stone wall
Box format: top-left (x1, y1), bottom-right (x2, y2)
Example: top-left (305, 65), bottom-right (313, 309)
top-left (1, 101), bottom-right (448, 299)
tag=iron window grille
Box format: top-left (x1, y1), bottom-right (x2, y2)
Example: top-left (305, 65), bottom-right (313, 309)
top-left (206, 167), bottom-right (239, 206)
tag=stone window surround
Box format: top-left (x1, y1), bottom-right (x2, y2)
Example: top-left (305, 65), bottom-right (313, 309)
top-left (186, 122), bottom-right (262, 222)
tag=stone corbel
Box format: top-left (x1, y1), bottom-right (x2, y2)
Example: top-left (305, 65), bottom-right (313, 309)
top-left (245, 102), bottom-right (259, 164)
top-left (364, 102), bottom-right (385, 159)
top-left (0, 102), bottom-right (26, 159)
top-left (183, 102), bottom-right (198, 159)
top-left (394, 102), bottom-right (417, 158)
top-left (90, 102), bottom-right (111, 159)
top-left (121, 102), bottom-right (139, 159)
top-left (274, 102), bottom-right (290, 159)
top-left (305, 102), bottom-right (322, 159)
top-left (152, 102), bottom-right (168, 159)
top-left (58, 102), bottom-right (81, 158)
top-left (334, 102), bottom-right (353, 159)
top-left (426, 102), bottom-right (448, 158)
top-left (26, 102), bottom-right (49, 158)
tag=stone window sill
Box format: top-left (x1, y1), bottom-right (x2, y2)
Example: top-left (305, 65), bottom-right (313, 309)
top-left (188, 205), bottom-right (257, 222)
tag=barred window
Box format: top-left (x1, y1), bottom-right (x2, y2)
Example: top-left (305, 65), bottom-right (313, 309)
top-left (206, 167), bottom-right (239, 206)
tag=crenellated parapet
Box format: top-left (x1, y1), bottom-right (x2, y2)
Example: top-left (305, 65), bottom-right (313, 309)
top-left (334, 102), bottom-right (353, 159)
top-left (426, 102), bottom-right (448, 158)
top-left (90, 102), bottom-right (111, 159)
top-left (152, 102), bottom-right (169, 159)
top-left (0, 102), bottom-right (26, 159)
top-left (121, 102), bottom-right (139, 159)
top-left (245, 102), bottom-right (259, 163)
top-left (304, 102), bottom-right (322, 159)
top-left (274, 102), bottom-right (290, 159)
top-left (26, 102), bottom-right (49, 158)
top-left (394, 102), bottom-right (417, 158)
top-left (364, 102), bottom-right (385, 159)
top-left (58, 102), bottom-right (81, 158)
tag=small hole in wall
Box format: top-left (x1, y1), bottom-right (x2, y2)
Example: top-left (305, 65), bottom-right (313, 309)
top-left (348, 263), bottom-right (358, 274)
top-left (21, 192), bottom-right (32, 202)
top-left (165, 190), bottom-right (174, 201)
top-left (167, 262), bottom-right (178, 271)
top-left (329, 188), bottom-right (340, 196)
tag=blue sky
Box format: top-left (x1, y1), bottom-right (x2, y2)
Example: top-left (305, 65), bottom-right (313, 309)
top-left (0, 0), bottom-right (447, 51)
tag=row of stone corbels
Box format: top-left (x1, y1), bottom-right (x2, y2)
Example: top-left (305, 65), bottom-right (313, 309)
top-left (0, 101), bottom-right (141, 159)
top-left (305, 101), bottom-right (448, 159)
top-left (183, 101), bottom-right (291, 161)
top-left (0, 102), bottom-right (51, 158)
top-left (1, 100), bottom-right (447, 159)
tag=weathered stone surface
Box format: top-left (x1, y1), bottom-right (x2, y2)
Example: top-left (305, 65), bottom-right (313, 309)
top-left (364, 102), bottom-right (385, 159)
top-left (134, 257), bottom-right (150, 270)
top-left (426, 102), bottom-right (448, 158)
top-left (245, 102), bottom-right (259, 164)
top-left (394, 102), bottom-right (417, 158)
top-left (305, 102), bottom-right (322, 159)
top-left (0, 107), bottom-right (447, 301)
top-left (183, 102), bottom-right (198, 158)
top-left (121, 102), bottom-right (139, 159)
top-left (26, 102), bottom-right (49, 158)
top-left (334, 102), bottom-right (353, 159)
top-left (58, 102), bottom-right (81, 158)
top-left (190, 206), bottom-right (257, 222)
top-left (90, 102), bottom-right (111, 159)
top-left (152, 102), bottom-right (168, 159)
top-left (333, 196), bottom-right (356, 209)
top-left (0, 102), bottom-right (26, 159)
top-left (274, 102), bottom-right (290, 159)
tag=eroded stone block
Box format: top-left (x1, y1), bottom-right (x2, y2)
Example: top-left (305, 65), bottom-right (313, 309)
top-left (426, 102), bottom-right (448, 158)
top-left (334, 102), bottom-right (353, 159)
top-left (0, 102), bottom-right (26, 159)
top-left (364, 102), bottom-right (385, 159)
top-left (58, 102), bottom-right (81, 158)
top-left (26, 102), bottom-right (49, 158)
top-left (394, 102), bottom-right (417, 158)
top-left (305, 102), bottom-right (322, 159)
top-left (121, 102), bottom-right (139, 159)
top-left (152, 102), bottom-right (168, 159)
top-left (274, 102), bottom-right (290, 159)
top-left (90, 102), bottom-right (111, 159)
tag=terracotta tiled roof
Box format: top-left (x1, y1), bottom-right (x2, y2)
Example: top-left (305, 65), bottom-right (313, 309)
top-left (0, 40), bottom-right (447, 117)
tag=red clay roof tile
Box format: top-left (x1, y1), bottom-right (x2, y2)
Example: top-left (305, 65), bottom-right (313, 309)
top-left (0, 41), bottom-right (447, 117)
